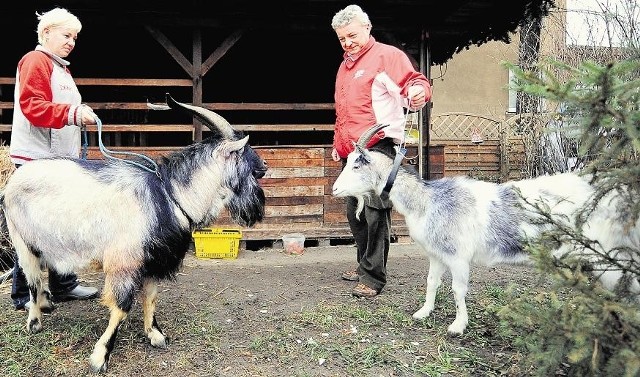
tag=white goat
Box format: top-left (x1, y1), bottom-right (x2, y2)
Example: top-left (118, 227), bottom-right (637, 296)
top-left (0, 94), bottom-right (266, 373)
top-left (332, 124), bottom-right (639, 335)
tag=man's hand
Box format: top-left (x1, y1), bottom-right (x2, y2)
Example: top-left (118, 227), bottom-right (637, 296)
top-left (408, 85), bottom-right (426, 110)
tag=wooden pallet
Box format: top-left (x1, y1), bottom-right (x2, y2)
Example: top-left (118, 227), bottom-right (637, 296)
top-left (240, 228), bottom-right (413, 251)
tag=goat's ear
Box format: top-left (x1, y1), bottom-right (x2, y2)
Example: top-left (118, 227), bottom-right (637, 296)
top-left (219, 135), bottom-right (249, 157)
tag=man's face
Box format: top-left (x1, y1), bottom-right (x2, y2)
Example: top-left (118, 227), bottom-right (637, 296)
top-left (335, 21), bottom-right (370, 55)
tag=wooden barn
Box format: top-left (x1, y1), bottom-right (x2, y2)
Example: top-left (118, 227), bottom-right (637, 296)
top-left (0, 0), bottom-right (554, 249)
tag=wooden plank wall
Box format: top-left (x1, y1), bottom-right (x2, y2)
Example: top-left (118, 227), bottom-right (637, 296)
top-left (438, 140), bottom-right (503, 182)
top-left (436, 139), bottom-right (525, 182)
top-left (214, 145), bottom-right (446, 243)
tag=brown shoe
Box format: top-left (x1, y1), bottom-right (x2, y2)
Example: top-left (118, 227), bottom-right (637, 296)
top-left (352, 283), bottom-right (378, 298)
top-left (341, 269), bottom-right (359, 281)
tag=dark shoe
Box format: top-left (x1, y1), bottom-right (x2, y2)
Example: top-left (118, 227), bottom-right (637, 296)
top-left (352, 283), bottom-right (378, 298)
top-left (341, 269), bottom-right (359, 281)
top-left (13, 297), bottom-right (30, 311)
top-left (53, 285), bottom-right (99, 302)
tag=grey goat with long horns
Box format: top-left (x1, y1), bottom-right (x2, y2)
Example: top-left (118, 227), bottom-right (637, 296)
top-left (0, 93), bottom-right (266, 373)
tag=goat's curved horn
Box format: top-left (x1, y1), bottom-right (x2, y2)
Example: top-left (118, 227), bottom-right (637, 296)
top-left (357, 123), bottom-right (389, 148)
top-left (166, 93), bottom-right (235, 139)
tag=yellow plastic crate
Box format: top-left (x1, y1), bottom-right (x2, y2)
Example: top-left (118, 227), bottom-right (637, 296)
top-left (192, 228), bottom-right (242, 259)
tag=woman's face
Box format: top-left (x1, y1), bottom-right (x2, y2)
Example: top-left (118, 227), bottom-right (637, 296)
top-left (335, 21), bottom-right (371, 56)
top-left (43, 27), bottom-right (78, 58)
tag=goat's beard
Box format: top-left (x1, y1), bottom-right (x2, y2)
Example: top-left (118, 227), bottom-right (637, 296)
top-left (223, 149), bottom-right (266, 227)
top-left (228, 184), bottom-right (265, 227)
top-left (354, 195), bottom-right (367, 220)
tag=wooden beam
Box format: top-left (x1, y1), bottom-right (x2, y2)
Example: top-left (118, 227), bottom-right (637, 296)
top-left (0, 124), bottom-right (334, 132)
top-left (192, 28), bottom-right (204, 142)
top-left (85, 124), bottom-right (194, 132)
top-left (145, 25), bottom-right (194, 76)
top-left (0, 77), bottom-right (192, 86)
top-left (202, 28), bottom-right (245, 76)
top-left (0, 102), bottom-right (334, 110)
top-left (203, 103), bottom-right (334, 110)
top-left (235, 124), bottom-right (333, 131)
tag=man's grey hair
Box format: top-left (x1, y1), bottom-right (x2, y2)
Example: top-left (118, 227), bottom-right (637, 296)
top-left (331, 4), bottom-right (372, 30)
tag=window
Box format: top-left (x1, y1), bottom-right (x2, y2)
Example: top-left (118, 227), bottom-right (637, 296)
top-left (566, 0), bottom-right (638, 47)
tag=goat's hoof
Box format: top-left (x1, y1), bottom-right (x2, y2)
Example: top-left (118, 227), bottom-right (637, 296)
top-left (446, 322), bottom-right (466, 336)
top-left (412, 309), bottom-right (431, 320)
top-left (148, 328), bottom-right (167, 348)
top-left (89, 352), bottom-right (108, 373)
top-left (27, 318), bottom-right (42, 334)
top-left (150, 336), bottom-right (167, 349)
top-left (89, 361), bottom-right (108, 374)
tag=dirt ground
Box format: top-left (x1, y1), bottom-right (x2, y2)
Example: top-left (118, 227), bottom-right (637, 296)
top-left (0, 241), bottom-right (536, 377)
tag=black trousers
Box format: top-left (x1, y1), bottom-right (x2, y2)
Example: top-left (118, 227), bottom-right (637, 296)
top-left (346, 195), bottom-right (392, 292)
top-left (342, 138), bottom-right (396, 292)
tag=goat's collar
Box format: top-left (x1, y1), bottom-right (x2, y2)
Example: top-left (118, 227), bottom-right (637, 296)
top-left (380, 147), bottom-right (406, 201)
top-left (166, 188), bottom-right (194, 226)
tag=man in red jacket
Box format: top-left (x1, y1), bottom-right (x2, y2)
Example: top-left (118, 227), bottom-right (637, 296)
top-left (331, 4), bottom-right (431, 297)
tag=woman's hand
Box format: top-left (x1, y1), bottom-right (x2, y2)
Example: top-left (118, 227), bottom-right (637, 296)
top-left (80, 105), bottom-right (98, 126)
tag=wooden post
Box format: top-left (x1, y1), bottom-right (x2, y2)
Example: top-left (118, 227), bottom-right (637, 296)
top-left (192, 29), bottom-right (203, 142)
top-left (419, 29), bottom-right (432, 180)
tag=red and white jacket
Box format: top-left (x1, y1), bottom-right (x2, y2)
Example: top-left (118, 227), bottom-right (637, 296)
top-left (333, 37), bottom-right (431, 158)
top-left (10, 45), bottom-right (83, 165)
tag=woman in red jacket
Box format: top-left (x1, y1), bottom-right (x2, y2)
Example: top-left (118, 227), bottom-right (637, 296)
top-left (331, 4), bottom-right (431, 298)
top-left (9, 7), bottom-right (99, 310)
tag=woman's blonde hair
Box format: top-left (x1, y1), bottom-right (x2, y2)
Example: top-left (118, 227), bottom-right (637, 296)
top-left (36, 7), bottom-right (82, 45)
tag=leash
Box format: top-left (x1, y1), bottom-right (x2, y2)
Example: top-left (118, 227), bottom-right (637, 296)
top-left (380, 108), bottom-right (411, 200)
top-left (86, 115), bottom-right (160, 176)
top-left (81, 126), bottom-right (88, 160)
top-left (400, 106), bottom-right (420, 160)
top-left (380, 145), bottom-right (406, 201)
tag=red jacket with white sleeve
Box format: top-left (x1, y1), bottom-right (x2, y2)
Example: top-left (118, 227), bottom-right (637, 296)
top-left (9, 46), bottom-right (83, 165)
top-left (333, 37), bottom-right (431, 158)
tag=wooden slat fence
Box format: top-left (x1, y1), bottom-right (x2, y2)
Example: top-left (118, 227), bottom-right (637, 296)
top-left (430, 112), bottom-right (526, 182)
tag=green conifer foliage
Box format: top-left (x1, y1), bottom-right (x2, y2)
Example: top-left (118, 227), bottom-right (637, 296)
top-left (497, 57), bottom-right (640, 376)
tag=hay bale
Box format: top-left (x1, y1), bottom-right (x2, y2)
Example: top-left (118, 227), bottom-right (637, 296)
top-left (0, 144), bottom-right (14, 186)
top-left (0, 144), bottom-right (14, 272)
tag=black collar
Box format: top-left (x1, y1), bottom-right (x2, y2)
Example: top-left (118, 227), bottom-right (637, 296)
top-left (380, 147), bottom-right (406, 201)
top-left (166, 186), bottom-right (194, 226)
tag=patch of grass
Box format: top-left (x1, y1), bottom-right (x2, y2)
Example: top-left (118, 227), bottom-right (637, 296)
top-left (0, 311), bottom-right (98, 376)
top-left (0, 260), bottom-right (536, 376)
top-left (243, 300), bottom-right (518, 376)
